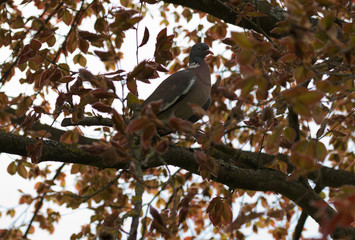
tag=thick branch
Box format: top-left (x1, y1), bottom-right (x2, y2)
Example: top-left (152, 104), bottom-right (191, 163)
top-left (0, 131), bottom-right (100, 167)
top-left (5, 114), bottom-right (355, 188)
top-left (211, 144), bottom-right (355, 188)
top-left (0, 131), bottom-right (354, 239)
top-left (161, 0), bottom-right (285, 38)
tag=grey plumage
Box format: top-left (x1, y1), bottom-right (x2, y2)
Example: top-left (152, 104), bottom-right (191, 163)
top-left (141, 43), bottom-right (212, 134)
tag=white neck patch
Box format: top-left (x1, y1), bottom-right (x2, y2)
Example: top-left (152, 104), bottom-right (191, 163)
top-left (188, 62), bottom-right (200, 68)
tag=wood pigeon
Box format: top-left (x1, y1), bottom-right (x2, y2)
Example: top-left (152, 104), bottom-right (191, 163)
top-left (141, 43), bottom-right (212, 134)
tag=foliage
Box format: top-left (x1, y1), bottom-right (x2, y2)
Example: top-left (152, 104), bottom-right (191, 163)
top-left (0, 0), bottom-right (354, 239)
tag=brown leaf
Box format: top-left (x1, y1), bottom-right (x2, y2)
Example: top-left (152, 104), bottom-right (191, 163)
top-left (154, 28), bottom-right (174, 65)
top-left (59, 76), bottom-right (75, 83)
top-left (178, 188), bottom-right (198, 209)
top-left (231, 32), bottom-right (253, 49)
top-left (178, 207), bottom-right (189, 225)
top-left (298, 90), bottom-right (324, 105)
top-left (112, 110), bottom-right (126, 134)
top-left (149, 206), bottom-right (165, 226)
top-left (48, 68), bottom-right (62, 83)
top-left (154, 140), bottom-right (168, 153)
top-left (16, 96), bottom-right (33, 116)
top-left (194, 151), bottom-right (218, 178)
top-left (7, 161), bottom-right (17, 175)
top-left (139, 27), bottom-right (149, 47)
top-left (127, 118), bottom-right (149, 133)
top-left (78, 38), bottom-right (89, 54)
top-left (66, 32), bottom-right (77, 53)
top-left (92, 102), bottom-right (112, 113)
top-left (72, 105), bottom-right (84, 123)
top-left (29, 39), bottom-right (42, 51)
top-left (209, 122), bottom-right (224, 144)
top-left (127, 60), bottom-right (160, 83)
top-left (26, 140), bottom-right (43, 164)
top-left (78, 69), bottom-right (96, 82)
top-left (290, 140), bottom-right (327, 171)
top-left (60, 130), bottom-right (79, 144)
top-left (94, 50), bottom-right (115, 62)
top-left (110, 8), bottom-right (142, 31)
top-left (316, 119), bottom-right (328, 139)
top-left (168, 117), bottom-right (195, 134)
top-left (78, 30), bottom-right (103, 42)
top-left (126, 78), bottom-right (137, 95)
top-left (218, 86), bottom-right (238, 100)
top-left (264, 126), bottom-right (282, 154)
top-left (20, 111), bottom-right (40, 130)
top-left (142, 123), bottom-right (156, 149)
top-left (17, 162), bottom-right (28, 179)
top-left (332, 130), bottom-right (346, 137)
top-left (90, 89), bottom-right (116, 99)
top-left (207, 197), bottom-right (222, 227)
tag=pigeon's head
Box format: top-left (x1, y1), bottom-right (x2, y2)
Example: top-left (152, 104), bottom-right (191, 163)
top-left (189, 43), bottom-right (213, 64)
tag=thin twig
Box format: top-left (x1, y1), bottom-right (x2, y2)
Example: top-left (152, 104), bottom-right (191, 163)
top-left (128, 160), bottom-right (144, 240)
top-left (0, 2), bottom-right (63, 86)
top-left (67, 170), bottom-right (125, 203)
top-left (319, 110), bottom-right (354, 140)
top-left (52, 0), bottom-right (95, 63)
top-left (140, 169), bottom-right (181, 239)
top-left (23, 163), bottom-right (65, 239)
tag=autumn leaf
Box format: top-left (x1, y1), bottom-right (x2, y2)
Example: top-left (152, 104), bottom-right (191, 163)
top-left (290, 140), bottom-right (327, 171)
top-left (94, 50), bottom-right (116, 62)
top-left (78, 38), bottom-right (89, 54)
top-left (139, 27), bottom-right (149, 47)
top-left (154, 140), bottom-right (168, 153)
top-left (265, 126), bottom-right (282, 154)
top-left (127, 118), bottom-right (149, 133)
top-left (127, 60), bottom-right (160, 83)
top-left (29, 39), bottom-right (42, 51)
top-left (231, 32), bottom-right (253, 49)
top-left (149, 207), bottom-right (170, 237)
top-left (154, 28), bottom-right (174, 65)
top-left (90, 89), bottom-right (116, 99)
top-left (298, 90), bottom-right (324, 105)
top-left (26, 139), bottom-right (44, 164)
top-left (112, 109), bottom-right (126, 134)
top-left (207, 197), bottom-right (233, 228)
top-left (92, 102), bottom-right (113, 113)
top-left (60, 130), bottom-right (79, 144)
top-left (142, 123), bottom-right (156, 149)
top-left (7, 161), bottom-right (17, 175)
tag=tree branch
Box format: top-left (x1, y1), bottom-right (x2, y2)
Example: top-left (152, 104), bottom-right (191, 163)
top-left (0, 131), bottom-right (354, 239)
top-left (6, 108), bottom-right (98, 144)
top-left (61, 116), bottom-right (113, 127)
top-left (293, 185), bottom-right (324, 240)
top-left (211, 144), bottom-right (355, 188)
top-left (23, 163), bottom-right (65, 239)
top-left (128, 160), bottom-right (144, 240)
top-left (161, 0), bottom-right (285, 38)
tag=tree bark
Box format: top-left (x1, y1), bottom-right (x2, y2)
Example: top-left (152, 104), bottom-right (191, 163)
top-left (161, 0), bottom-right (285, 38)
top-left (0, 131), bottom-right (354, 239)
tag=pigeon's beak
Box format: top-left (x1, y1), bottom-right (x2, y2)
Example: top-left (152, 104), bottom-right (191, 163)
top-left (207, 50), bottom-right (213, 55)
